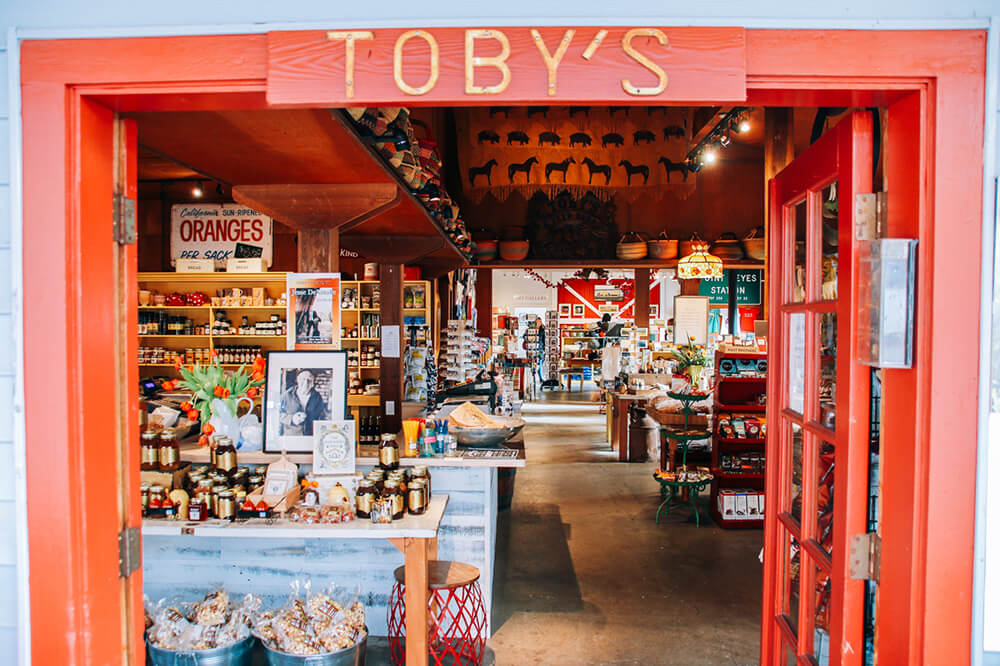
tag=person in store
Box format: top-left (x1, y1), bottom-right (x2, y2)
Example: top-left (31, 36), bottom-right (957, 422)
top-left (278, 369), bottom-right (329, 436)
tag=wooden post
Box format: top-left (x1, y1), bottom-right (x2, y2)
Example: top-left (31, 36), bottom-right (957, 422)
top-left (475, 268), bottom-right (493, 340)
top-left (679, 279), bottom-right (701, 296)
top-left (380, 263), bottom-right (404, 433)
top-left (403, 537), bottom-right (430, 666)
top-left (763, 108), bottom-right (794, 318)
top-left (634, 268), bottom-right (650, 329)
top-left (297, 229), bottom-right (340, 272)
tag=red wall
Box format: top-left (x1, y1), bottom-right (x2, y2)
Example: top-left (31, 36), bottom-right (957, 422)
top-left (557, 277), bottom-right (661, 320)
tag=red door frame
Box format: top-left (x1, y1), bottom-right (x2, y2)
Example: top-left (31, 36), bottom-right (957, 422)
top-left (765, 112), bottom-right (873, 663)
top-left (18, 29), bottom-right (985, 665)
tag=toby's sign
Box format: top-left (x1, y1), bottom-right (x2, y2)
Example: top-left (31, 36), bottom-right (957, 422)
top-left (267, 27), bottom-right (745, 105)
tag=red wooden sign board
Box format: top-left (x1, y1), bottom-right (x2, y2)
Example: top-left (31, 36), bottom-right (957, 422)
top-left (267, 27), bottom-right (746, 106)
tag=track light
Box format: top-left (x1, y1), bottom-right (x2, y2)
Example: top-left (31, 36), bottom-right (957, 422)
top-left (192, 180), bottom-right (203, 197)
top-left (719, 134), bottom-right (732, 147)
top-left (739, 119), bottom-right (751, 133)
top-left (702, 149), bottom-right (717, 165)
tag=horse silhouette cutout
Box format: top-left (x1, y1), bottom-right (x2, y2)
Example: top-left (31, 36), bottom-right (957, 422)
top-left (538, 131), bottom-right (561, 146)
top-left (582, 157), bottom-right (612, 185)
top-left (509, 157), bottom-right (539, 184)
top-left (663, 125), bottom-right (686, 140)
top-left (608, 106), bottom-right (630, 117)
top-left (657, 157), bottom-right (690, 183)
top-left (469, 159), bottom-right (498, 186)
top-left (545, 158), bottom-right (576, 183)
top-left (490, 106), bottom-right (512, 118)
top-left (633, 129), bottom-right (656, 145)
top-left (569, 132), bottom-right (593, 147)
top-left (569, 106), bottom-right (590, 117)
top-left (527, 106), bottom-right (550, 117)
top-left (507, 131), bottom-right (530, 146)
top-left (619, 160), bottom-right (649, 185)
top-left (601, 132), bottom-right (625, 148)
top-left (477, 130), bottom-right (500, 144)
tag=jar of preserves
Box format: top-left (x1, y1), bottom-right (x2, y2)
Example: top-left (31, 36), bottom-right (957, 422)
top-left (140, 483), bottom-right (150, 513)
top-left (248, 474), bottom-right (265, 491)
top-left (211, 484), bottom-right (228, 517)
top-left (383, 479), bottom-right (405, 520)
top-left (141, 429), bottom-right (160, 471)
top-left (412, 466), bottom-right (431, 500)
top-left (158, 429), bottom-right (180, 471)
top-left (148, 484), bottom-right (166, 510)
top-left (379, 434), bottom-right (400, 471)
top-left (216, 490), bottom-right (236, 520)
top-left (215, 437), bottom-right (237, 474)
top-left (356, 480), bottom-right (376, 519)
top-left (188, 498), bottom-right (207, 521)
top-left (407, 479), bottom-right (427, 515)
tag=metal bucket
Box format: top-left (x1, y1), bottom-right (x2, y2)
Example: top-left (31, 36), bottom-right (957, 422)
top-left (147, 635), bottom-right (254, 666)
top-left (262, 633), bottom-right (367, 666)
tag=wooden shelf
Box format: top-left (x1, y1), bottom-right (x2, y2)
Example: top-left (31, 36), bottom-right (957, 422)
top-left (717, 438), bottom-right (767, 446)
top-left (479, 259), bottom-right (765, 270)
top-left (717, 403), bottom-right (766, 413)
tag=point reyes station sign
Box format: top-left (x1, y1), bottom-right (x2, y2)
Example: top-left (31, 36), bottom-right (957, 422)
top-left (267, 27), bottom-right (745, 106)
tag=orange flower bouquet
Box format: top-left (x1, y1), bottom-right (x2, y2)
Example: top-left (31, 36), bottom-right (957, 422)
top-left (162, 355), bottom-right (267, 446)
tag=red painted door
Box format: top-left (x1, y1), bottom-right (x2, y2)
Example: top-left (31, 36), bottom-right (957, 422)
top-left (761, 113), bottom-right (873, 665)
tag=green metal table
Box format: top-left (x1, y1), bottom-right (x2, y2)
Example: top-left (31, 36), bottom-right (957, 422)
top-left (653, 474), bottom-right (713, 527)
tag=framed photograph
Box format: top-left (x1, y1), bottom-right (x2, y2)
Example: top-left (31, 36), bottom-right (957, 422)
top-left (572, 304), bottom-right (585, 317)
top-left (263, 350), bottom-right (348, 453)
top-left (558, 303), bottom-right (571, 316)
top-left (286, 273), bottom-right (341, 350)
top-left (312, 420), bottom-right (356, 474)
top-left (649, 304), bottom-right (659, 319)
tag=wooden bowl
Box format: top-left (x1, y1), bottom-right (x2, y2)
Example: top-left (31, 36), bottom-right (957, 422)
top-left (742, 238), bottom-right (766, 261)
top-left (647, 239), bottom-right (679, 259)
top-left (616, 242), bottom-right (648, 260)
top-left (499, 240), bottom-right (530, 261)
top-left (475, 240), bottom-right (498, 261)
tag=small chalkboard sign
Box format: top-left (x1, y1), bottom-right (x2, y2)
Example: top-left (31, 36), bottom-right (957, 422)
top-left (234, 242), bottom-right (264, 258)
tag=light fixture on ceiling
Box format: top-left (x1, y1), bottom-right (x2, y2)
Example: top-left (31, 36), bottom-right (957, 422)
top-left (676, 239), bottom-right (724, 280)
top-left (739, 119), bottom-right (751, 133)
top-left (192, 180), bottom-right (203, 198)
top-left (702, 149), bottom-right (717, 165)
top-left (685, 106), bottom-right (751, 172)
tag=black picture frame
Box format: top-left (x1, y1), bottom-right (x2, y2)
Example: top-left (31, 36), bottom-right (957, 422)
top-left (262, 350), bottom-right (348, 453)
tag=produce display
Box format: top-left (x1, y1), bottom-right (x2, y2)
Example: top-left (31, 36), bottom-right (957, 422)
top-left (146, 589), bottom-right (260, 651)
top-left (254, 584), bottom-right (367, 655)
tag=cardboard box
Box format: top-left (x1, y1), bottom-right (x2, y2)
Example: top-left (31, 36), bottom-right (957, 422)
top-left (176, 258), bottom-right (216, 273)
top-left (719, 489), bottom-right (738, 519)
top-left (735, 493), bottom-right (749, 520)
top-left (247, 483), bottom-right (300, 514)
top-left (226, 258), bottom-right (266, 273)
top-left (140, 462), bottom-right (191, 490)
top-left (746, 493), bottom-right (760, 518)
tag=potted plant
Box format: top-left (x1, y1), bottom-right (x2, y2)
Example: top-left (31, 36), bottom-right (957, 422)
top-left (673, 337), bottom-right (708, 386)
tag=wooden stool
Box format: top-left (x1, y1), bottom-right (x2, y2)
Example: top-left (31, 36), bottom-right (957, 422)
top-left (388, 560), bottom-right (487, 666)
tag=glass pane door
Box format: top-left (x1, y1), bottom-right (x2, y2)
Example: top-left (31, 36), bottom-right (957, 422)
top-left (763, 113), bottom-right (872, 666)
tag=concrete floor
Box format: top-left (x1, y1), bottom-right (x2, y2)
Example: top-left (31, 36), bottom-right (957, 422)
top-left (487, 393), bottom-right (763, 665)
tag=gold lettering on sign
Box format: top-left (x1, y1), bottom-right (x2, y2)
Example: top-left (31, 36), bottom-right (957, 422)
top-left (465, 29), bottom-right (511, 95)
top-left (621, 28), bottom-right (668, 96)
top-left (582, 29), bottom-right (608, 60)
top-left (531, 29), bottom-right (575, 97)
top-left (327, 31), bottom-right (375, 99)
top-left (393, 30), bottom-right (440, 95)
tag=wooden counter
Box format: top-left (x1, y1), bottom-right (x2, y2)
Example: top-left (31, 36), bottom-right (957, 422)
top-left (144, 497), bottom-right (448, 666)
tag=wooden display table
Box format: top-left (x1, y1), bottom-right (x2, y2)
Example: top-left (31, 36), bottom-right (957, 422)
top-left (144, 495), bottom-right (449, 666)
top-left (608, 391), bottom-right (660, 462)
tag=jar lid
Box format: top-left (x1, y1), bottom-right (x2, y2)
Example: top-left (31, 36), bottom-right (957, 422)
top-left (219, 490), bottom-right (235, 498)
top-left (380, 433), bottom-right (397, 442)
top-left (384, 479), bottom-right (399, 488)
top-left (159, 429), bottom-right (176, 441)
top-left (141, 430), bottom-right (159, 440)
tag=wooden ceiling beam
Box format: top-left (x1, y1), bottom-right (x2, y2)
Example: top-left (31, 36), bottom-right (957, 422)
top-left (341, 235), bottom-right (445, 264)
top-left (690, 106), bottom-right (733, 146)
top-left (231, 183), bottom-right (399, 230)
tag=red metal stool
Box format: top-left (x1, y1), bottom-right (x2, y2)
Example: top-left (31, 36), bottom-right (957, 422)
top-left (388, 560), bottom-right (487, 665)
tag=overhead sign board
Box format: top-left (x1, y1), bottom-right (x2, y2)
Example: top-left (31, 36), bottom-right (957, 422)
top-left (170, 204), bottom-right (273, 269)
top-left (267, 27), bottom-right (746, 106)
top-left (699, 269), bottom-right (762, 306)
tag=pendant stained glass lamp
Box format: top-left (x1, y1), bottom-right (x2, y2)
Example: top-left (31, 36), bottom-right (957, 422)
top-left (676, 240), bottom-right (724, 279)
